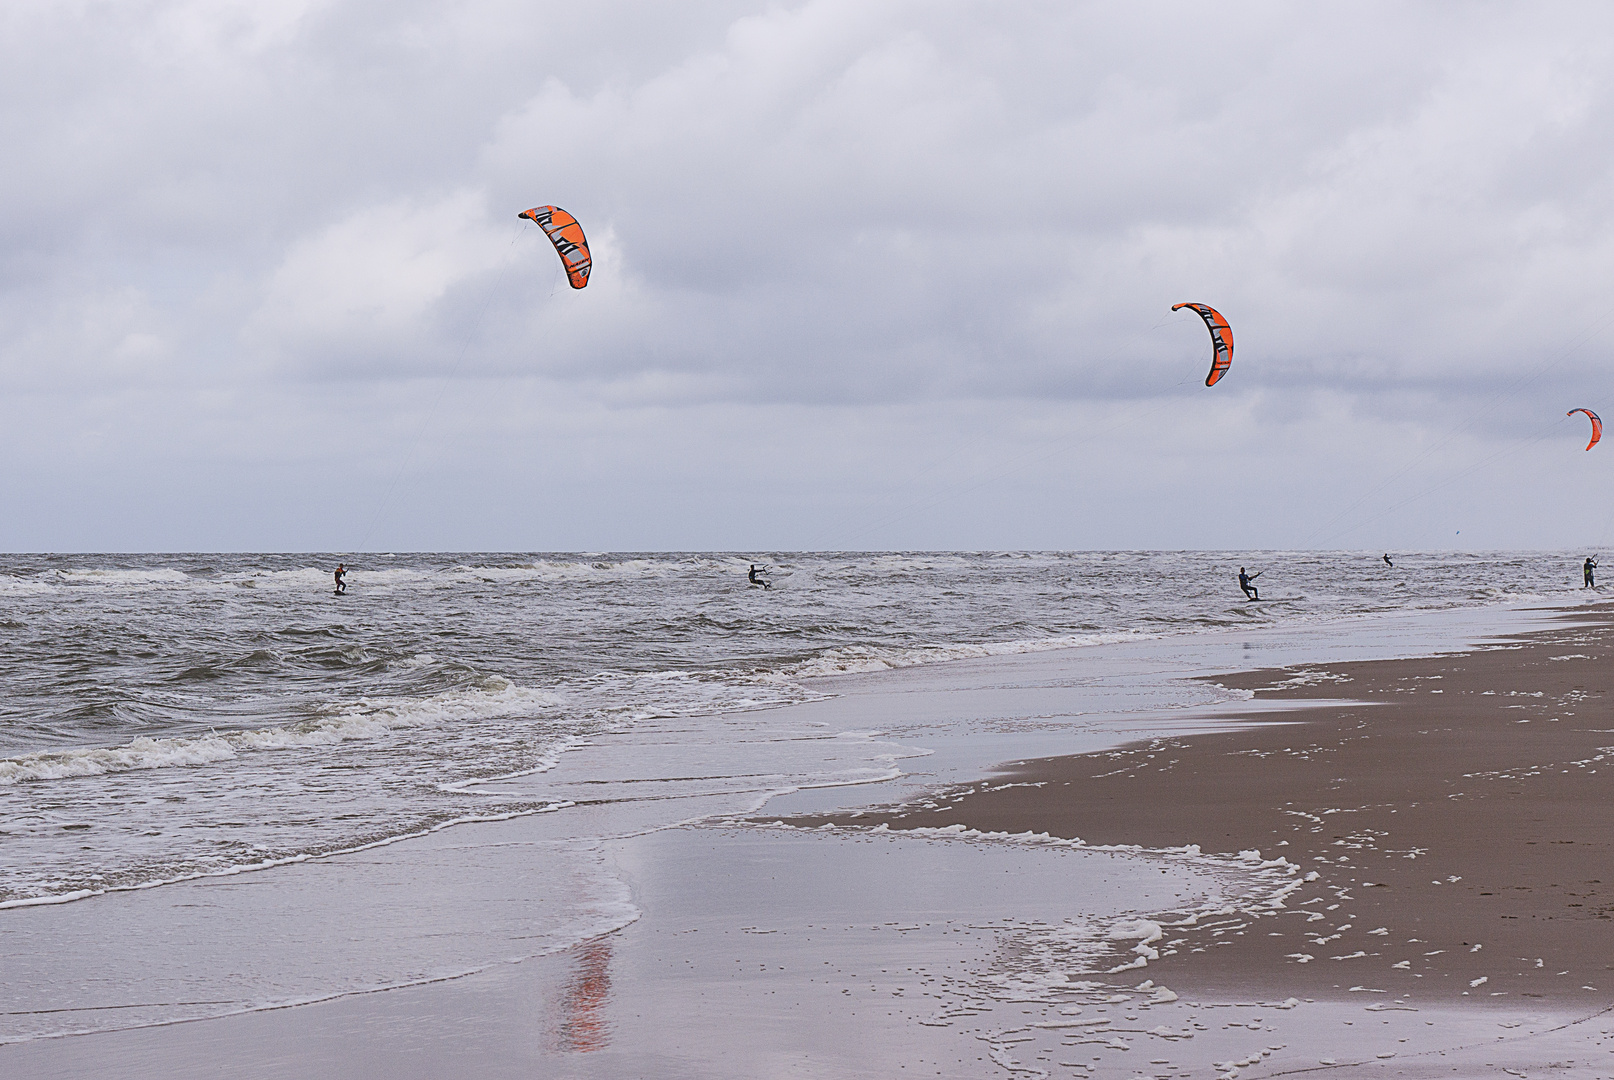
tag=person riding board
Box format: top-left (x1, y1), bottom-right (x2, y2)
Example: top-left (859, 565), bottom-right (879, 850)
top-left (748, 563), bottom-right (771, 590)
top-left (334, 563), bottom-right (347, 596)
top-left (1585, 557), bottom-right (1598, 589)
top-left (1238, 567), bottom-right (1262, 601)
top-left (1383, 553), bottom-right (1394, 568)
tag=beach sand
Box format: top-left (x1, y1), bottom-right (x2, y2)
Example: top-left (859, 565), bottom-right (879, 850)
top-left (794, 605), bottom-right (1614, 1010)
top-left (9, 604), bottom-right (1614, 1077)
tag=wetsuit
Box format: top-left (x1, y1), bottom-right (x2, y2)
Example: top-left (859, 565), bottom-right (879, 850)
top-left (1238, 570), bottom-right (1260, 600)
top-left (748, 565), bottom-right (770, 589)
top-left (1383, 554), bottom-right (1393, 568)
top-left (1585, 559), bottom-right (1597, 588)
top-left (334, 566), bottom-right (347, 595)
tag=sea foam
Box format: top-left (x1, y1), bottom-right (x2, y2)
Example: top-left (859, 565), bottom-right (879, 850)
top-left (0, 680), bottom-right (564, 785)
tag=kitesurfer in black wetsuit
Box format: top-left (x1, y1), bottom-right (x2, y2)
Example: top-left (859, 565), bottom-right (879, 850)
top-left (334, 563), bottom-right (347, 595)
top-left (1585, 557), bottom-right (1598, 589)
top-left (748, 564), bottom-right (771, 590)
top-left (1383, 553), bottom-right (1394, 568)
top-left (1238, 567), bottom-right (1261, 601)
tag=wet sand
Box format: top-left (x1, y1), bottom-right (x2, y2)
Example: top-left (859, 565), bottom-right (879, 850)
top-left (792, 604), bottom-right (1614, 1006)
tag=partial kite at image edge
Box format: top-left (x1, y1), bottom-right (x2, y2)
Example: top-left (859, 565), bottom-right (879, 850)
top-left (1569, 407), bottom-right (1603, 451)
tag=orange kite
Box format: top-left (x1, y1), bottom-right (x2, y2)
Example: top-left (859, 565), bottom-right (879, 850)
top-left (519, 206), bottom-right (592, 289)
top-left (1172, 302), bottom-right (1233, 387)
top-left (1569, 408), bottom-right (1603, 451)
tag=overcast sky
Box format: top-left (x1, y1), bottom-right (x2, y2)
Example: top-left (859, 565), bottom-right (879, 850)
top-left (5, 1), bottom-right (1614, 552)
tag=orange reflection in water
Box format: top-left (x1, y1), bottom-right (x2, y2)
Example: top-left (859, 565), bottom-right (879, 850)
top-left (554, 936), bottom-right (614, 1053)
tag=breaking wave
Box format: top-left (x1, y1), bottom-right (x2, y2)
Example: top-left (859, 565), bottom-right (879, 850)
top-left (0, 680), bottom-right (564, 785)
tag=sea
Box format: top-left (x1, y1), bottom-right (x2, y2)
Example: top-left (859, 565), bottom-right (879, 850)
top-left (0, 549), bottom-right (1587, 913)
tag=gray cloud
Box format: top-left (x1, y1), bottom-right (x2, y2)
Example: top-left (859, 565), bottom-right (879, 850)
top-left (3, 1), bottom-right (1614, 551)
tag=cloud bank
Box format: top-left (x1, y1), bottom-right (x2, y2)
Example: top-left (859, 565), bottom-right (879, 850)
top-left (4, 0), bottom-right (1614, 551)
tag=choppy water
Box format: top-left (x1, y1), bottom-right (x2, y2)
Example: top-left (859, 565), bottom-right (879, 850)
top-left (0, 549), bottom-right (1590, 906)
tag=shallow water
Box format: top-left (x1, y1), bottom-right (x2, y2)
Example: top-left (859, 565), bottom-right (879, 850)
top-left (0, 549), bottom-right (1591, 907)
top-left (9, 823), bottom-right (1610, 1078)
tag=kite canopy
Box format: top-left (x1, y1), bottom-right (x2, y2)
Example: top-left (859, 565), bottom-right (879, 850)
top-left (519, 206), bottom-right (592, 289)
top-left (1569, 408), bottom-right (1603, 451)
top-left (1171, 302), bottom-right (1233, 387)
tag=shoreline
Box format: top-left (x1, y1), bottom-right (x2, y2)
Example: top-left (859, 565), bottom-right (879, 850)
top-left (7, 599), bottom-right (1614, 1076)
top-left (787, 602), bottom-right (1614, 1007)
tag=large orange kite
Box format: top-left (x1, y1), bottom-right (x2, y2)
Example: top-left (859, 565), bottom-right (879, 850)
top-left (519, 205), bottom-right (592, 289)
top-left (1172, 302), bottom-right (1233, 387)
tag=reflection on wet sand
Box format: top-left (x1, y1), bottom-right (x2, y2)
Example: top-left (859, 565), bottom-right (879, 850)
top-left (553, 936), bottom-right (613, 1053)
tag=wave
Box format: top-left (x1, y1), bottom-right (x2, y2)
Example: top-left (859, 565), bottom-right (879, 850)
top-left (0, 797), bottom-right (584, 912)
top-left (782, 629), bottom-right (1157, 678)
top-left (0, 679), bottom-right (564, 786)
top-left (223, 559), bottom-right (742, 591)
top-left (563, 667), bottom-right (817, 721)
top-left (47, 568), bottom-right (194, 587)
top-left (770, 579), bottom-right (1574, 682)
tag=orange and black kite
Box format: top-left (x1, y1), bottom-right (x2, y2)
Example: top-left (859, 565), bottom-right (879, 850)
top-left (1172, 302), bottom-right (1233, 387)
top-left (519, 205), bottom-right (592, 289)
top-left (1569, 408), bottom-right (1603, 451)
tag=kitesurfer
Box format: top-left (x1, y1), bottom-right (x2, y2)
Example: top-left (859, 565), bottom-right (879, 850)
top-left (1383, 553), bottom-right (1394, 568)
top-left (334, 563), bottom-right (347, 596)
top-left (748, 564), bottom-right (771, 590)
top-left (1585, 557), bottom-right (1598, 589)
top-left (1238, 567), bottom-right (1261, 601)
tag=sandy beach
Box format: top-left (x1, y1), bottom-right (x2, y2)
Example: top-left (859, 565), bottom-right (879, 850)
top-left (810, 604), bottom-right (1614, 1007)
top-left (7, 602), bottom-right (1614, 1078)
